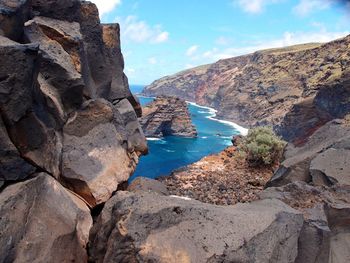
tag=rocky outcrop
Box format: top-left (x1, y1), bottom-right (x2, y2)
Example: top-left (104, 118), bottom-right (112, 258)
top-left (140, 96), bottom-right (197, 137)
top-left (127, 176), bottom-right (170, 195)
top-left (267, 119), bottom-right (350, 188)
top-left (260, 181), bottom-right (350, 263)
top-left (143, 36), bottom-right (350, 143)
top-left (0, 0), bottom-right (146, 261)
top-left (62, 99), bottom-right (140, 206)
top-left (89, 191), bottom-right (303, 263)
top-left (0, 174), bottom-right (92, 263)
top-left (0, 0), bottom-right (31, 41)
top-left (0, 0), bottom-right (146, 199)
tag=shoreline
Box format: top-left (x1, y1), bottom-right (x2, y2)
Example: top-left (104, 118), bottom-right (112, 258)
top-left (186, 101), bottom-right (249, 136)
top-left (138, 95), bottom-right (249, 136)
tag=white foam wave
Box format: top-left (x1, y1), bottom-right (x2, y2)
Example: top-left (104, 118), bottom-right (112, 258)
top-left (186, 101), bottom-right (248, 136)
top-left (138, 95), bottom-right (156, 99)
top-left (147, 137), bottom-right (162, 141)
top-left (207, 116), bottom-right (249, 136)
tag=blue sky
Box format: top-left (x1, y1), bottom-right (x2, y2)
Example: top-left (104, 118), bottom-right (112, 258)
top-left (90, 0), bottom-right (349, 85)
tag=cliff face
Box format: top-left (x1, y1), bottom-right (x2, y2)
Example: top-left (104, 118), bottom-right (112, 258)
top-left (143, 37), bottom-right (350, 143)
top-left (140, 96), bottom-right (197, 137)
top-left (0, 0), bottom-right (147, 261)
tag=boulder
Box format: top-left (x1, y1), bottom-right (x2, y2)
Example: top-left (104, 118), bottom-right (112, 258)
top-left (24, 16), bottom-right (85, 117)
top-left (0, 0), bottom-right (31, 41)
top-left (267, 120), bottom-right (350, 187)
top-left (31, 0), bottom-right (81, 22)
top-left (261, 181), bottom-right (350, 263)
top-left (0, 37), bottom-right (38, 123)
top-left (77, 1), bottom-right (111, 98)
top-left (0, 174), bottom-right (92, 263)
top-left (0, 38), bottom-right (62, 178)
top-left (310, 148), bottom-right (350, 186)
top-left (89, 191), bottom-right (303, 263)
top-left (102, 24), bottom-right (130, 101)
top-left (0, 116), bottom-right (35, 182)
top-left (114, 98), bottom-right (148, 155)
top-left (127, 177), bottom-right (169, 195)
top-left (62, 99), bottom-right (138, 207)
top-left (325, 201), bottom-right (350, 263)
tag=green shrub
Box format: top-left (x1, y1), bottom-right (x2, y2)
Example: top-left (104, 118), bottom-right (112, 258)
top-left (238, 127), bottom-right (286, 166)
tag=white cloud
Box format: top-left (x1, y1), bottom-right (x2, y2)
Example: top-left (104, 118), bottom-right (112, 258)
top-left (148, 57), bottom-right (157, 65)
top-left (201, 30), bottom-right (348, 62)
top-left (154, 31), bottom-right (169, 43)
top-left (186, 45), bottom-right (199, 56)
top-left (236, 0), bottom-right (281, 14)
top-left (117, 16), bottom-right (169, 44)
top-left (90, 0), bottom-right (121, 17)
top-left (293, 0), bottom-right (333, 16)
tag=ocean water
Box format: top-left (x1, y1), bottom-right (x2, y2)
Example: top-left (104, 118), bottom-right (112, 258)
top-left (129, 86), bottom-right (247, 180)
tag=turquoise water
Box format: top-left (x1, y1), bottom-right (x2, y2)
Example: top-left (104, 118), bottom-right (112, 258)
top-left (130, 86), bottom-right (245, 180)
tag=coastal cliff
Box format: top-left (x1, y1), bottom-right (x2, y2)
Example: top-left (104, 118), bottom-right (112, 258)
top-left (140, 96), bottom-right (197, 137)
top-left (143, 36), bottom-right (350, 143)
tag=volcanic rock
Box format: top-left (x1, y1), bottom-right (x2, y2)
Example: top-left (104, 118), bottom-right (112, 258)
top-left (0, 0), bottom-right (146, 200)
top-left (62, 99), bottom-right (138, 207)
top-left (24, 16), bottom-right (85, 117)
top-left (267, 119), bottom-right (350, 187)
top-left (0, 36), bottom-right (62, 178)
top-left (140, 96), bottom-right (197, 137)
top-left (0, 116), bottom-right (35, 182)
top-left (114, 98), bottom-right (148, 155)
top-left (0, 174), bottom-right (92, 263)
top-left (260, 181), bottom-right (350, 263)
top-left (89, 191), bottom-right (303, 263)
top-left (127, 177), bottom-right (169, 195)
top-left (0, 0), bottom-right (32, 41)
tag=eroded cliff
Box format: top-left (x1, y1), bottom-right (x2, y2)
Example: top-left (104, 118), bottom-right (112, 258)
top-left (144, 37), bottom-right (350, 143)
top-left (140, 96), bottom-right (197, 138)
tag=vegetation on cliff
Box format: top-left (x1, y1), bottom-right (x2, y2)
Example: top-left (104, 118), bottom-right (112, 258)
top-left (238, 127), bottom-right (286, 167)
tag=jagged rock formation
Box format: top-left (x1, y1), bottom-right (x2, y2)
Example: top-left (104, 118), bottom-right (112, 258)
top-left (143, 37), bottom-right (350, 143)
top-left (267, 119), bottom-right (350, 188)
top-left (0, 0), bottom-right (147, 261)
top-left (260, 181), bottom-right (350, 263)
top-left (89, 192), bottom-right (303, 263)
top-left (0, 174), bottom-right (92, 262)
top-left (140, 96), bottom-right (197, 137)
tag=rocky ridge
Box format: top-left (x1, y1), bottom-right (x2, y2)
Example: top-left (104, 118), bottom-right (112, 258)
top-left (0, 0), bottom-right (147, 261)
top-left (143, 37), bottom-right (350, 143)
top-left (140, 96), bottom-right (197, 138)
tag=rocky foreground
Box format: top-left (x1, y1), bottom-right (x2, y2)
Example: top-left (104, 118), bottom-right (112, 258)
top-left (0, 0), bottom-right (148, 261)
top-left (143, 36), bottom-right (350, 144)
top-left (1, 0), bottom-right (350, 262)
top-left (140, 96), bottom-right (197, 137)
